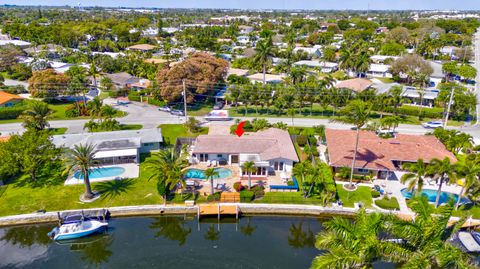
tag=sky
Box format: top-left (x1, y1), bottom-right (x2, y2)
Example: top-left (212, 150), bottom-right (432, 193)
top-left (0, 0), bottom-right (479, 10)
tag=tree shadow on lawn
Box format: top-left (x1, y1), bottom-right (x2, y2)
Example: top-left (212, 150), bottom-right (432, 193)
top-left (95, 179), bottom-right (135, 200)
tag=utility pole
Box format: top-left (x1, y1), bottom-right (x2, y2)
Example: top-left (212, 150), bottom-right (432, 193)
top-left (182, 79), bottom-right (187, 122)
top-left (443, 87), bottom-right (455, 128)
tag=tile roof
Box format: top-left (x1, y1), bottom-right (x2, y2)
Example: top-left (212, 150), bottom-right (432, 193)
top-left (127, 44), bottom-right (156, 51)
top-left (336, 78), bottom-right (373, 93)
top-left (192, 128), bottom-right (299, 162)
top-left (0, 91), bottom-right (24, 105)
top-left (325, 129), bottom-right (456, 171)
top-left (0, 136), bottom-right (10, 142)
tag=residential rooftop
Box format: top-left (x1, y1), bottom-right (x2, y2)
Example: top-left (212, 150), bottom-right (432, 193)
top-left (192, 128), bottom-right (299, 162)
top-left (325, 129), bottom-right (457, 171)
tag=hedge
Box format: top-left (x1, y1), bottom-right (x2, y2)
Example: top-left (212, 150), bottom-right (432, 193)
top-left (240, 190), bottom-right (255, 202)
top-left (384, 105), bottom-right (443, 119)
top-left (0, 103), bottom-right (27, 120)
top-left (371, 190), bottom-right (381, 198)
top-left (375, 197), bottom-right (400, 210)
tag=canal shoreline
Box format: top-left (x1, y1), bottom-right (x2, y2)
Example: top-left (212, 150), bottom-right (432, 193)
top-left (0, 203), bottom-right (477, 228)
top-left (0, 203), bottom-right (376, 227)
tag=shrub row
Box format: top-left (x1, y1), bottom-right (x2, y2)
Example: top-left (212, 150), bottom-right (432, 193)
top-left (384, 105), bottom-right (443, 119)
top-left (0, 103), bottom-right (27, 120)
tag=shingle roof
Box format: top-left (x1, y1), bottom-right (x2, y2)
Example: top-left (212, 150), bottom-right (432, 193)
top-left (325, 129), bottom-right (456, 171)
top-left (336, 78), bottom-right (373, 93)
top-left (0, 91), bottom-right (23, 105)
top-left (192, 128), bottom-right (299, 162)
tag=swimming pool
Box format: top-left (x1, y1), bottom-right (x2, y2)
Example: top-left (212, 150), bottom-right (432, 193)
top-left (184, 168), bottom-right (232, 180)
top-left (73, 167), bottom-right (126, 180)
top-left (400, 188), bottom-right (470, 205)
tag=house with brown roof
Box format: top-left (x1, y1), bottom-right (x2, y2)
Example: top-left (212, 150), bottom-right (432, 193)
top-left (191, 128), bottom-right (299, 177)
top-left (126, 44), bottom-right (156, 52)
top-left (0, 91), bottom-right (24, 108)
top-left (335, 78), bottom-right (373, 93)
top-left (325, 129), bottom-right (457, 179)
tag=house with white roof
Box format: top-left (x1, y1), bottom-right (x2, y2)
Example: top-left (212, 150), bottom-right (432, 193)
top-left (247, 73), bottom-right (285, 84)
top-left (0, 39), bottom-right (31, 48)
top-left (293, 45), bottom-right (322, 58)
top-left (52, 128), bottom-right (163, 165)
top-left (370, 55), bottom-right (399, 64)
top-left (191, 128), bottom-right (299, 177)
top-left (367, 64), bottom-right (392, 78)
top-left (293, 60), bottom-right (338, 73)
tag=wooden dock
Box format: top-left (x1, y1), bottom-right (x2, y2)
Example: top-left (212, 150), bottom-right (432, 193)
top-left (198, 204), bottom-right (240, 219)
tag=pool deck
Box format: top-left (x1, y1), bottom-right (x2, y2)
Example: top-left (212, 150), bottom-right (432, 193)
top-left (183, 164), bottom-right (290, 194)
top-left (64, 163), bottom-right (140, 185)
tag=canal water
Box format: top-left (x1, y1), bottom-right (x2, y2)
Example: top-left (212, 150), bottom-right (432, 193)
top-left (0, 216), bottom-right (325, 269)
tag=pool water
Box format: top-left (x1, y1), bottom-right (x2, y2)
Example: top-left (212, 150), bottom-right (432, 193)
top-left (400, 188), bottom-right (470, 205)
top-left (184, 168), bottom-right (232, 180)
top-left (73, 167), bottom-right (126, 180)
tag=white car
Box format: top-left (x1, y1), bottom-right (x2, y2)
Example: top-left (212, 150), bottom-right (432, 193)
top-left (422, 121), bottom-right (443, 128)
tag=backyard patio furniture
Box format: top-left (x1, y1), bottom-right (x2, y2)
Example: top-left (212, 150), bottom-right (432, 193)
top-left (215, 183), bottom-right (226, 191)
top-left (206, 160), bottom-right (212, 167)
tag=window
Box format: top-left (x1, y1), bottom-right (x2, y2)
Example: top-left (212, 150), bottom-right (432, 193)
top-left (357, 168), bottom-right (369, 173)
top-left (217, 154), bottom-right (222, 158)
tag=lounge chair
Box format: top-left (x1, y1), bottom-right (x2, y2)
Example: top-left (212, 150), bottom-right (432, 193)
top-left (212, 160), bottom-right (218, 167)
top-left (215, 183), bottom-right (225, 191)
top-left (206, 160), bottom-right (212, 167)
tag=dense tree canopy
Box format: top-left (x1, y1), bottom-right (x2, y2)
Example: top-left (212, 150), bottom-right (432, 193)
top-left (156, 53), bottom-right (228, 103)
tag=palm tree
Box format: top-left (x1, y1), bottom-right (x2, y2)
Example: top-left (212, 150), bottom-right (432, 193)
top-left (254, 36), bottom-right (274, 84)
top-left (63, 143), bottom-right (99, 200)
top-left (292, 162), bottom-right (312, 197)
top-left (401, 159), bottom-right (428, 195)
top-left (20, 101), bottom-right (52, 131)
top-left (312, 209), bottom-right (409, 268)
top-left (390, 197), bottom-right (475, 268)
top-left (204, 168), bottom-right (219, 195)
top-left (387, 86), bottom-right (405, 116)
top-left (334, 100), bottom-right (372, 190)
top-left (87, 97), bottom-right (103, 119)
top-left (454, 158), bottom-right (480, 210)
top-left (144, 148), bottom-right (188, 204)
top-left (428, 157), bottom-right (457, 208)
top-left (241, 161), bottom-right (256, 189)
top-left (380, 116), bottom-right (402, 133)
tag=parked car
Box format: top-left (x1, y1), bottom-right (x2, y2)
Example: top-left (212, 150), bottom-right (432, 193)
top-left (159, 106), bottom-right (171, 112)
top-left (170, 109), bottom-right (185, 116)
top-left (422, 121), bottom-right (443, 129)
top-left (213, 101), bottom-right (225, 110)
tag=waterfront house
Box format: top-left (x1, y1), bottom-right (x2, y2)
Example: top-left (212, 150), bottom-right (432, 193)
top-left (102, 72), bottom-right (141, 90)
top-left (325, 129), bottom-right (456, 179)
top-left (52, 128), bottom-right (163, 165)
top-left (191, 128), bottom-right (299, 177)
top-left (0, 91), bottom-right (24, 108)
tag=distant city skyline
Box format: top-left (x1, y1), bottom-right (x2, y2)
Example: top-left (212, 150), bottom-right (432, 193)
top-left (0, 0), bottom-right (479, 11)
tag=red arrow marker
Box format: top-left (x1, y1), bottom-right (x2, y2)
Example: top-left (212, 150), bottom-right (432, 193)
top-left (235, 121), bottom-right (246, 137)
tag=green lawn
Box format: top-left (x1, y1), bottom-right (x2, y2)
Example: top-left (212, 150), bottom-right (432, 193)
top-left (187, 105), bottom-right (213, 116)
top-left (227, 104), bottom-right (465, 126)
top-left (0, 155), bottom-right (163, 217)
top-left (336, 184), bottom-right (373, 208)
top-left (120, 124), bottom-right (143, 131)
top-left (254, 192), bottom-right (324, 205)
top-left (159, 124), bottom-right (208, 145)
top-left (49, 128), bottom-right (68, 135)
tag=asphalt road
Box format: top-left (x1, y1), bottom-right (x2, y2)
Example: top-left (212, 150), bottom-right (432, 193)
top-left (2, 99), bottom-right (480, 139)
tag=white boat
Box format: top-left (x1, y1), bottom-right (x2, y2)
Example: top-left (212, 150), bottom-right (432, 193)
top-left (49, 220), bottom-right (108, 241)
